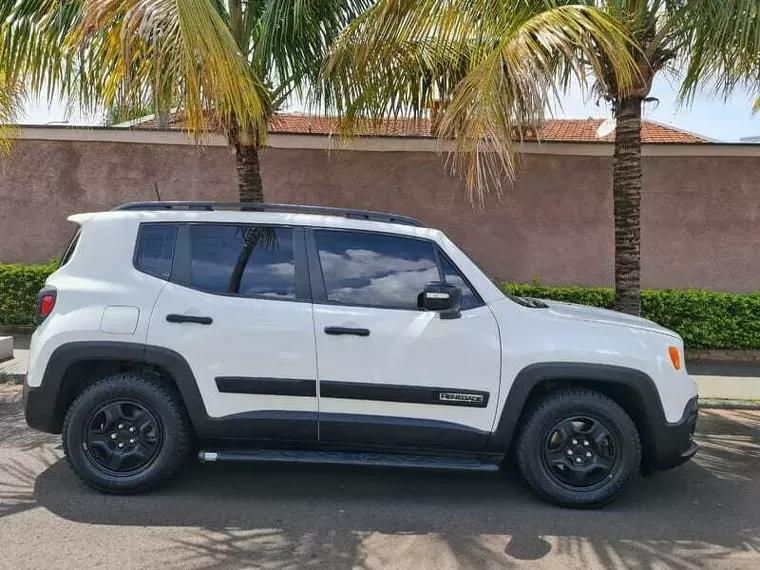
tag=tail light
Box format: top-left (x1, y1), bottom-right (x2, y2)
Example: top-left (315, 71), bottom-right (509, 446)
top-left (36, 288), bottom-right (57, 324)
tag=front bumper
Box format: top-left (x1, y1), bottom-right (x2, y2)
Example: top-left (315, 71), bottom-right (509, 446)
top-left (646, 396), bottom-right (699, 471)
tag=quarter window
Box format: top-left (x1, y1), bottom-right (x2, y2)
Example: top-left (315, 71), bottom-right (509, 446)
top-left (439, 251), bottom-right (482, 310)
top-left (315, 230), bottom-right (440, 310)
top-left (187, 224), bottom-right (296, 299)
top-left (135, 224), bottom-right (178, 279)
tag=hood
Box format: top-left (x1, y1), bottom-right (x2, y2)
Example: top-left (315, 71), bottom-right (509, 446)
top-left (539, 299), bottom-right (679, 339)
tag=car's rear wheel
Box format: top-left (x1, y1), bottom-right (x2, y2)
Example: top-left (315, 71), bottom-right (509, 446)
top-left (516, 389), bottom-right (641, 508)
top-left (62, 373), bottom-right (190, 493)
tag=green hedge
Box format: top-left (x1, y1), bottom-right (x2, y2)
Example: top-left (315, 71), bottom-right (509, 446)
top-left (1, 262), bottom-right (759, 350)
top-left (0, 262), bottom-right (58, 327)
top-left (502, 283), bottom-right (760, 350)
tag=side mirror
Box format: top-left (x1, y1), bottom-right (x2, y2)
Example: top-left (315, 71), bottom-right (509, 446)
top-left (419, 282), bottom-right (462, 320)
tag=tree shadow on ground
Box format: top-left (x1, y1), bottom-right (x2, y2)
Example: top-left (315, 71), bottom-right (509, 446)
top-left (25, 410), bottom-right (759, 569)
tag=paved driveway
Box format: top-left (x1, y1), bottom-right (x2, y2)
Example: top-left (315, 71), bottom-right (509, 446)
top-left (1, 384), bottom-right (759, 570)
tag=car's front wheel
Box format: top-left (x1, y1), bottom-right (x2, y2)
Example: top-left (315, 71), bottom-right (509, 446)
top-left (516, 389), bottom-right (641, 508)
top-left (62, 372), bottom-right (191, 493)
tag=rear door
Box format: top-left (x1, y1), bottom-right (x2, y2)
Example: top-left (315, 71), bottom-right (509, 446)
top-left (308, 228), bottom-right (501, 451)
top-left (145, 222), bottom-right (318, 442)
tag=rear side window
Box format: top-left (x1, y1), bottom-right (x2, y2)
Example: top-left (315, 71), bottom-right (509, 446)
top-left (187, 224), bottom-right (296, 299)
top-left (314, 229), bottom-right (439, 310)
top-left (59, 228), bottom-right (81, 267)
top-left (135, 224), bottom-right (178, 279)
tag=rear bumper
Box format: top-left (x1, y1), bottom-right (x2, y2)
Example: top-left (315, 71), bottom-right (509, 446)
top-left (646, 396), bottom-right (699, 471)
top-left (23, 379), bottom-right (61, 434)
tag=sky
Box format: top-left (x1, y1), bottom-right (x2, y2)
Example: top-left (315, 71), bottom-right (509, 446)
top-left (21, 74), bottom-right (760, 143)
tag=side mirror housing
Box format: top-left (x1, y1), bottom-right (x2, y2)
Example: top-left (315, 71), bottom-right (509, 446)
top-left (420, 282), bottom-right (462, 320)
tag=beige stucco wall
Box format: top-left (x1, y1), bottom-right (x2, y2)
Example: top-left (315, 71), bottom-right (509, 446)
top-left (1, 135), bottom-right (758, 292)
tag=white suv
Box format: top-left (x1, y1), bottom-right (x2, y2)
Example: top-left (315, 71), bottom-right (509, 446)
top-left (24, 202), bottom-right (698, 508)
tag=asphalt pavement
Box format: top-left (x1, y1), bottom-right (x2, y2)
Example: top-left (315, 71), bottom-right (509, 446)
top-left (1, 383), bottom-right (759, 570)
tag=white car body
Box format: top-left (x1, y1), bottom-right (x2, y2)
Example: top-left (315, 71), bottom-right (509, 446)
top-left (24, 203), bottom-right (699, 503)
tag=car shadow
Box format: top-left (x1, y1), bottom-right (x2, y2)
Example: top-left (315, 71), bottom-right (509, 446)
top-left (23, 410), bottom-right (760, 570)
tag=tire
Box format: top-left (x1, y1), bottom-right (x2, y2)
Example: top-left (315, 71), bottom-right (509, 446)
top-left (62, 372), bottom-right (191, 494)
top-left (516, 389), bottom-right (641, 508)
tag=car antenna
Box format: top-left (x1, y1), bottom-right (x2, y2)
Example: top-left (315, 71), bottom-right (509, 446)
top-left (153, 182), bottom-right (162, 201)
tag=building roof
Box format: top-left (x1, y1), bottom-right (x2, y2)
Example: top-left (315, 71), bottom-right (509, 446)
top-left (134, 112), bottom-right (710, 144)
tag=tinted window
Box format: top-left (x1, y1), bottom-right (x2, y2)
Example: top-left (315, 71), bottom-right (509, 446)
top-left (439, 251), bottom-right (482, 310)
top-left (315, 230), bottom-right (439, 309)
top-left (135, 224), bottom-right (177, 279)
top-left (59, 228), bottom-right (81, 267)
top-left (188, 224), bottom-right (296, 299)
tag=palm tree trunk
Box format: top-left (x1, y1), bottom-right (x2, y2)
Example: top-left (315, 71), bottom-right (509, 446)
top-left (612, 96), bottom-right (643, 316)
top-left (235, 140), bottom-right (263, 202)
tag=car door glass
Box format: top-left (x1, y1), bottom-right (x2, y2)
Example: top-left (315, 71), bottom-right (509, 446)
top-left (315, 230), bottom-right (439, 310)
top-left (188, 224), bottom-right (296, 299)
top-left (438, 252), bottom-right (482, 310)
top-left (135, 224), bottom-right (178, 279)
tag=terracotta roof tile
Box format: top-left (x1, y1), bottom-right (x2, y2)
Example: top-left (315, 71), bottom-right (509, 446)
top-left (135, 112), bottom-right (709, 144)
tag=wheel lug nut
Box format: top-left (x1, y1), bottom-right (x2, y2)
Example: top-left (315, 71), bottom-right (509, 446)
top-left (575, 457), bottom-right (582, 464)
top-left (129, 438), bottom-right (136, 444)
top-left (129, 427), bottom-right (135, 433)
top-left (567, 450), bottom-right (574, 456)
top-left (110, 433), bottom-right (117, 440)
top-left (571, 439), bottom-right (578, 445)
top-left (585, 451), bottom-right (592, 457)
top-left (118, 442), bottom-right (125, 448)
top-left (583, 440), bottom-right (590, 447)
top-left (118, 424), bottom-right (124, 430)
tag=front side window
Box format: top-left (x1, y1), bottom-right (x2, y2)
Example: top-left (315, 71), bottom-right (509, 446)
top-left (188, 224), bottom-right (296, 299)
top-left (135, 224), bottom-right (178, 279)
top-left (315, 230), bottom-right (440, 310)
top-left (439, 251), bottom-right (482, 310)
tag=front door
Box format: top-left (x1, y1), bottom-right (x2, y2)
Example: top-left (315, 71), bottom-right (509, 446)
top-left (308, 228), bottom-right (501, 451)
top-left (146, 222), bottom-right (318, 442)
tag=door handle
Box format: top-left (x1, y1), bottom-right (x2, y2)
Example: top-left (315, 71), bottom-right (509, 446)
top-left (324, 326), bottom-right (370, 337)
top-left (166, 314), bottom-right (213, 325)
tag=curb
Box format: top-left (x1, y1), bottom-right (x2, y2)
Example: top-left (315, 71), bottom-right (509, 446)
top-left (699, 399), bottom-right (760, 411)
top-left (0, 374), bottom-right (25, 385)
top-left (686, 349), bottom-right (760, 363)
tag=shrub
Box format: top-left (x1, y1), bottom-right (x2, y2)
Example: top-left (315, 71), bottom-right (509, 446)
top-left (502, 283), bottom-right (760, 350)
top-left (0, 262), bottom-right (57, 327)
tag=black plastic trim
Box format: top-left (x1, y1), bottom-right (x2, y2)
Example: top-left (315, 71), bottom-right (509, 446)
top-left (489, 362), bottom-right (698, 471)
top-left (166, 314), bottom-right (213, 325)
top-left (320, 380), bottom-right (489, 408)
top-left (215, 377), bottom-right (316, 397)
top-left (199, 448), bottom-right (499, 471)
top-left (324, 326), bottom-right (370, 337)
top-left (318, 413), bottom-right (490, 451)
top-left (24, 342), bottom-right (318, 442)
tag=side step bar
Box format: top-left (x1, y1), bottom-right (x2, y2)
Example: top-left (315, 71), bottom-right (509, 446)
top-left (198, 449), bottom-right (500, 472)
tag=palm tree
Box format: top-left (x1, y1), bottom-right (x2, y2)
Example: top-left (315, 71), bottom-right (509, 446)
top-left (0, 0), bottom-right (371, 201)
top-left (322, 0), bottom-right (760, 315)
top-left (576, 0), bottom-right (760, 315)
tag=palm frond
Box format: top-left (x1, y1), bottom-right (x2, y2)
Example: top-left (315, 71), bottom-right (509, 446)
top-left (257, 0), bottom-right (375, 100)
top-left (322, 0), bottom-right (638, 201)
top-left (70, 0), bottom-right (271, 139)
top-left (680, 0), bottom-right (760, 104)
top-left (0, 72), bottom-right (22, 153)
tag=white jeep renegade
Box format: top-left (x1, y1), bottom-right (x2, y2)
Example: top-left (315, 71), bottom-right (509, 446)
top-left (24, 202), bottom-right (698, 508)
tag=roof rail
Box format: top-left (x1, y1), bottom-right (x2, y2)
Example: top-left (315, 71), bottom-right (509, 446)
top-left (114, 201), bottom-right (424, 227)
